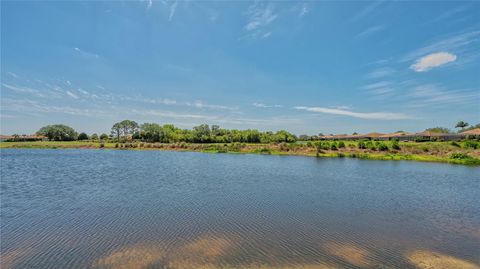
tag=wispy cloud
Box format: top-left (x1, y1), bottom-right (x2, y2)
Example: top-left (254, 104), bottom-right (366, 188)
top-left (410, 52), bottom-right (457, 72)
top-left (349, 1), bottom-right (384, 22)
top-left (408, 84), bottom-right (479, 107)
top-left (299, 3), bottom-right (308, 17)
top-left (243, 2), bottom-right (278, 39)
top-left (361, 81), bottom-right (395, 97)
top-left (185, 100), bottom-right (237, 111)
top-left (402, 30), bottom-right (480, 62)
top-left (7, 72), bottom-right (18, 78)
top-left (168, 1), bottom-right (178, 21)
top-left (73, 47), bottom-right (100, 59)
top-left (365, 67), bottom-right (394, 79)
top-left (146, 0), bottom-right (152, 10)
top-left (2, 83), bottom-right (45, 97)
top-left (65, 90), bottom-right (79, 99)
top-left (253, 102), bottom-right (282, 108)
top-left (356, 25), bottom-right (386, 38)
top-left (295, 106), bottom-right (410, 120)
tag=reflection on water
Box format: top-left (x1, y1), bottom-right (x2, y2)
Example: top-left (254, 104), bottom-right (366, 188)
top-left (407, 250), bottom-right (480, 269)
top-left (1, 149), bottom-right (479, 268)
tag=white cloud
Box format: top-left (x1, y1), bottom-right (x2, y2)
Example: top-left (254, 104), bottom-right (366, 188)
top-left (409, 84), bottom-right (479, 107)
top-left (410, 52), bottom-right (457, 72)
top-left (7, 72), bottom-right (18, 78)
top-left (365, 68), bottom-right (394, 79)
top-left (294, 106), bottom-right (410, 120)
top-left (299, 3), bottom-right (308, 17)
top-left (356, 25), bottom-right (385, 38)
top-left (168, 1), bottom-right (178, 21)
top-left (185, 100), bottom-right (237, 110)
top-left (402, 30), bottom-right (480, 62)
top-left (1, 83), bottom-right (44, 97)
top-left (253, 102), bottom-right (282, 108)
top-left (243, 2), bottom-right (277, 39)
top-left (65, 90), bottom-right (79, 99)
top-left (73, 47), bottom-right (100, 59)
top-left (147, 0), bottom-right (152, 10)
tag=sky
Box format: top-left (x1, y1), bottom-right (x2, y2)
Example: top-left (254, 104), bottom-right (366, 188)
top-left (1, 1), bottom-right (479, 135)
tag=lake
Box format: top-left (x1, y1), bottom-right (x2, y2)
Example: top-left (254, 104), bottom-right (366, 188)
top-left (1, 149), bottom-right (479, 269)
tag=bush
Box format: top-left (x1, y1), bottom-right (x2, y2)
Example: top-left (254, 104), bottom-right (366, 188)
top-left (77, 132), bottom-right (89, 140)
top-left (391, 140), bottom-right (400, 150)
top-left (463, 141), bottom-right (478, 149)
top-left (450, 153), bottom-right (471, 159)
top-left (366, 141), bottom-right (376, 150)
top-left (99, 143), bottom-right (105, 148)
top-left (338, 141), bottom-right (345, 148)
top-left (100, 133), bottom-right (109, 140)
top-left (450, 141), bottom-right (461, 147)
top-left (330, 143), bottom-right (337, 151)
top-left (115, 143), bottom-right (119, 148)
top-left (358, 141), bottom-right (366, 149)
top-left (377, 143), bottom-right (388, 151)
top-left (255, 147), bottom-right (271, 154)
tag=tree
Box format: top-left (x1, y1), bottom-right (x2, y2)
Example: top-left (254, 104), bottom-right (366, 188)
top-left (77, 132), bottom-right (89, 140)
top-left (100, 133), bottom-right (109, 140)
top-left (140, 123), bottom-right (163, 142)
top-left (455, 121), bottom-right (469, 131)
top-left (111, 120), bottom-right (139, 141)
top-left (425, 127), bottom-right (452, 134)
top-left (37, 124), bottom-right (77, 141)
top-left (91, 133), bottom-right (99, 140)
top-left (193, 124), bottom-right (211, 142)
top-left (111, 122), bottom-right (122, 141)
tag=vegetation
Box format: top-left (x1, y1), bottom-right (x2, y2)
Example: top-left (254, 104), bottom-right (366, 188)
top-left (77, 132), bottom-right (89, 140)
top-left (36, 124), bottom-right (77, 141)
top-left (425, 127), bottom-right (452, 134)
top-left (2, 120), bottom-right (479, 166)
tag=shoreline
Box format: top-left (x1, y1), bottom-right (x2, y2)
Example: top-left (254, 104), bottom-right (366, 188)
top-left (1, 141), bottom-right (480, 166)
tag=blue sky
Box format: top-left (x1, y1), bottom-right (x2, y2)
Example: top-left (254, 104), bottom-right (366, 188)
top-left (1, 1), bottom-right (479, 135)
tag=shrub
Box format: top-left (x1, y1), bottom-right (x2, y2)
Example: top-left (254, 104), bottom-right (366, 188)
top-left (463, 141), bottom-right (478, 149)
top-left (391, 140), bottom-right (400, 150)
top-left (377, 143), bottom-right (388, 151)
top-left (78, 132), bottom-right (89, 140)
top-left (256, 147), bottom-right (271, 154)
top-left (450, 141), bottom-right (461, 147)
top-left (338, 141), bottom-right (345, 148)
top-left (366, 141), bottom-right (376, 151)
top-left (99, 143), bottom-right (105, 148)
top-left (330, 143), bottom-right (338, 151)
top-left (115, 143), bottom-right (119, 148)
top-left (358, 141), bottom-right (366, 149)
top-left (450, 153), bottom-right (470, 159)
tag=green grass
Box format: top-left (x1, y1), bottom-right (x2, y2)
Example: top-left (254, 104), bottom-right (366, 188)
top-left (1, 140), bottom-right (479, 166)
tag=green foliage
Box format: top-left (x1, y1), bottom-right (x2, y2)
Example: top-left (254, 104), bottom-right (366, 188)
top-left (338, 141), bottom-right (345, 148)
top-left (91, 133), bottom-right (99, 140)
top-left (463, 141), bottom-right (478, 149)
top-left (37, 124), bottom-right (77, 141)
top-left (450, 141), bottom-right (461, 147)
top-left (455, 121), bottom-right (469, 129)
top-left (358, 141), bottom-right (366, 149)
top-left (77, 132), bottom-right (89, 140)
top-left (391, 140), bottom-right (401, 150)
top-left (425, 127), bottom-right (452, 134)
top-left (100, 133), bottom-right (109, 140)
top-left (377, 142), bottom-right (388, 151)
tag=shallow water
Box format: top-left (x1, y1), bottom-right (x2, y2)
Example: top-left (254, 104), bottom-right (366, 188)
top-left (1, 149), bottom-right (479, 269)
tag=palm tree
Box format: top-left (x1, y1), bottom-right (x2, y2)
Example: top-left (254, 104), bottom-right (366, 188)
top-left (455, 121), bottom-right (469, 131)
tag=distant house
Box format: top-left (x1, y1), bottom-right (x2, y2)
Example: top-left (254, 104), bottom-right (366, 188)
top-left (460, 128), bottom-right (480, 138)
top-left (378, 132), bottom-right (413, 141)
top-left (460, 128), bottom-right (480, 136)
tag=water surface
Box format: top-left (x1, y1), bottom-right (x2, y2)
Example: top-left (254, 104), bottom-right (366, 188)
top-left (1, 149), bottom-right (479, 269)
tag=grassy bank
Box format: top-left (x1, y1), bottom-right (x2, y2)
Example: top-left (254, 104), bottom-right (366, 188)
top-left (1, 140), bottom-right (480, 166)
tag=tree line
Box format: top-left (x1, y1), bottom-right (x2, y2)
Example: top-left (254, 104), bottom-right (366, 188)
top-left (34, 120), bottom-right (478, 142)
top-left (35, 120), bottom-right (297, 143)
